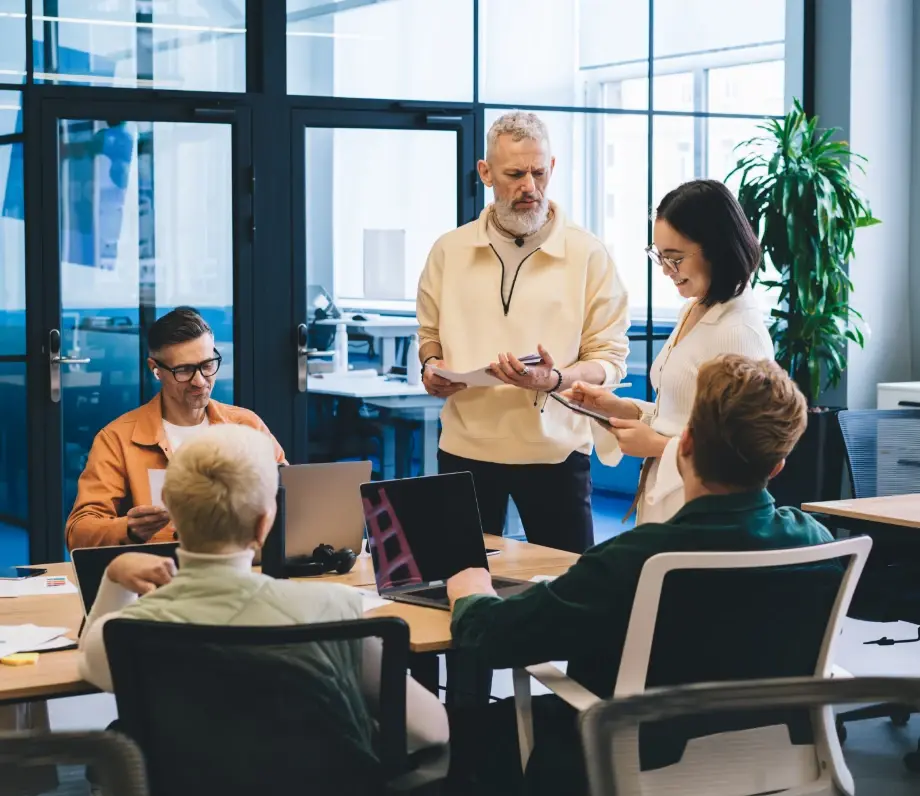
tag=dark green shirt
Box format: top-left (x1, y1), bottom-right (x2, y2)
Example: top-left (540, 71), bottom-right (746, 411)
top-left (451, 490), bottom-right (834, 697)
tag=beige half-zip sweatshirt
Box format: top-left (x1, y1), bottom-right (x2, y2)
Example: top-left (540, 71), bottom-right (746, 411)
top-left (417, 202), bottom-right (629, 465)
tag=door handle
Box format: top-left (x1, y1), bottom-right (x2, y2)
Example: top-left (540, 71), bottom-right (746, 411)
top-left (297, 323), bottom-right (308, 393)
top-left (49, 328), bottom-right (92, 403)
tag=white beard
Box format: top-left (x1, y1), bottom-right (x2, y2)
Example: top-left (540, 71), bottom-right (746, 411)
top-left (493, 196), bottom-right (550, 237)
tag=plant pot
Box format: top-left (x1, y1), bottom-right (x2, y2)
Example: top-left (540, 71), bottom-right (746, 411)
top-left (768, 408), bottom-right (847, 510)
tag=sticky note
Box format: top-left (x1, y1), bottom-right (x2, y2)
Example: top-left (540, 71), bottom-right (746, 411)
top-left (1, 652), bottom-right (39, 666)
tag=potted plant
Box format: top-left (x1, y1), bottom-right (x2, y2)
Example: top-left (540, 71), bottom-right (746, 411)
top-left (728, 99), bottom-right (880, 507)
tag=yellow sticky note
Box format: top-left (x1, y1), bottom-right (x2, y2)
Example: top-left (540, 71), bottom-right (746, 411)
top-left (1, 652), bottom-right (39, 666)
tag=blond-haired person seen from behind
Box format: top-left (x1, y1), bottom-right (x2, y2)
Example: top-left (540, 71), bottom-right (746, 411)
top-left (78, 424), bottom-right (448, 755)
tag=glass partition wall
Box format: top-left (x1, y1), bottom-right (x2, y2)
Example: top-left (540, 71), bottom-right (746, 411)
top-left (1, 1), bottom-right (806, 564)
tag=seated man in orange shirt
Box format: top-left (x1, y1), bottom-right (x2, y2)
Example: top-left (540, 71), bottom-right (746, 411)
top-left (66, 307), bottom-right (286, 550)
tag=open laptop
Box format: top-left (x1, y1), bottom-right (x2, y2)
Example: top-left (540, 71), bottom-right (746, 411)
top-left (360, 472), bottom-right (532, 610)
top-left (280, 461), bottom-right (372, 557)
top-left (71, 542), bottom-right (179, 634)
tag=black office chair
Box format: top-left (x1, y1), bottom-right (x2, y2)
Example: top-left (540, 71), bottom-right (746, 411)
top-left (580, 677), bottom-right (920, 796)
top-left (0, 730), bottom-right (149, 795)
top-left (835, 409), bottom-right (920, 763)
top-left (104, 617), bottom-right (448, 796)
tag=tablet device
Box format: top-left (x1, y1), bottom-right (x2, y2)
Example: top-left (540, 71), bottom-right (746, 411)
top-left (549, 392), bottom-right (613, 426)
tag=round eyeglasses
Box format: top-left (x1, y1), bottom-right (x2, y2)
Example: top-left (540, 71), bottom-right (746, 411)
top-left (645, 244), bottom-right (700, 275)
top-left (153, 352), bottom-right (222, 383)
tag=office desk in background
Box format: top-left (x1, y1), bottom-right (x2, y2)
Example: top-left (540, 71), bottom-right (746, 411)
top-left (0, 536), bottom-right (577, 705)
top-left (313, 314), bottom-right (419, 373)
top-left (802, 494), bottom-right (920, 531)
top-left (307, 374), bottom-right (443, 478)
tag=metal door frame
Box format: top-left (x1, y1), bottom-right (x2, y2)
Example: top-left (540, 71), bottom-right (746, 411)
top-left (26, 96), bottom-right (252, 562)
top-left (288, 107), bottom-right (476, 465)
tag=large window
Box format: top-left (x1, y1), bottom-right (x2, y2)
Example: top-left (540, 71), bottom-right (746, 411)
top-left (0, 2), bottom-right (806, 563)
top-left (32, 1), bottom-right (246, 90)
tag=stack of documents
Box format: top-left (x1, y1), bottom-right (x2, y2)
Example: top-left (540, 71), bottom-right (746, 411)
top-left (0, 575), bottom-right (78, 598)
top-left (431, 353), bottom-right (544, 388)
top-left (0, 624), bottom-right (73, 658)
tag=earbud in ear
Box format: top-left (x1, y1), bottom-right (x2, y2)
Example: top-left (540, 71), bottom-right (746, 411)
top-left (154, 369), bottom-right (160, 380)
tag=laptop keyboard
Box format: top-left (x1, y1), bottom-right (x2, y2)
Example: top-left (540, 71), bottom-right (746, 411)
top-left (409, 577), bottom-right (523, 603)
top-left (410, 585), bottom-right (448, 602)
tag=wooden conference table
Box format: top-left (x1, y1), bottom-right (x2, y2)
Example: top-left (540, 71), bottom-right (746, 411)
top-left (0, 535), bottom-right (578, 706)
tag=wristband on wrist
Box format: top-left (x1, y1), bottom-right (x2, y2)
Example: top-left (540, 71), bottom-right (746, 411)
top-left (421, 354), bottom-right (439, 378)
top-left (549, 367), bottom-right (564, 393)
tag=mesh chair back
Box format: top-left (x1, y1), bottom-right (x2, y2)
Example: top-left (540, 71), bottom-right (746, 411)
top-left (0, 730), bottom-right (149, 796)
top-left (581, 677), bottom-right (920, 796)
top-left (837, 409), bottom-right (920, 498)
top-left (104, 618), bottom-right (410, 796)
top-left (635, 561), bottom-right (845, 771)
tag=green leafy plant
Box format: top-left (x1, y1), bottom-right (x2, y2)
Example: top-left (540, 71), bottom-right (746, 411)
top-left (728, 99), bottom-right (880, 405)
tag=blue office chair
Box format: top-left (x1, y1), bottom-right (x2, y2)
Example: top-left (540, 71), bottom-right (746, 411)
top-left (835, 409), bottom-right (920, 768)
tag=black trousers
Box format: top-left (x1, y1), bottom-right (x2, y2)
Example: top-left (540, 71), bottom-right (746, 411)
top-left (448, 695), bottom-right (585, 796)
top-left (438, 450), bottom-right (594, 553)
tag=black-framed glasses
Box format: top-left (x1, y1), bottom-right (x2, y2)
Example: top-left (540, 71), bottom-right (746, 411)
top-left (153, 351), bottom-right (222, 383)
top-left (645, 244), bottom-right (700, 275)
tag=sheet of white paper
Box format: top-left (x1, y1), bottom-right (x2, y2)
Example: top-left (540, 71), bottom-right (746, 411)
top-left (25, 635), bottom-right (77, 652)
top-left (529, 575), bottom-right (558, 583)
top-left (431, 354), bottom-right (543, 388)
top-left (0, 576), bottom-right (78, 598)
top-left (430, 366), bottom-right (500, 388)
top-left (148, 469), bottom-right (167, 508)
top-left (0, 624), bottom-right (70, 658)
top-left (356, 589), bottom-right (389, 613)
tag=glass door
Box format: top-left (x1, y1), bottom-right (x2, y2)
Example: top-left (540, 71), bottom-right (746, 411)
top-left (289, 108), bottom-right (475, 465)
top-left (34, 100), bottom-right (251, 562)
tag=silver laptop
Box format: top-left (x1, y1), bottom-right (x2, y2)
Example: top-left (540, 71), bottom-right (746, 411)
top-left (280, 461), bottom-right (372, 557)
top-left (361, 472), bottom-right (531, 611)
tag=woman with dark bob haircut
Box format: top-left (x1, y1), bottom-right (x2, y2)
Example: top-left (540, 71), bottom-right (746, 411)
top-left (563, 179), bottom-right (775, 523)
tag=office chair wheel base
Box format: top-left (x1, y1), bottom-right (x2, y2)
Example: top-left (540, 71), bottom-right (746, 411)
top-left (904, 750), bottom-right (920, 773)
top-left (836, 718), bottom-right (847, 743)
top-left (891, 708), bottom-right (912, 727)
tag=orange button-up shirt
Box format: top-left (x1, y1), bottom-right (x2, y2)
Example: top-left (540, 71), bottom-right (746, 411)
top-left (65, 394), bottom-right (287, 550)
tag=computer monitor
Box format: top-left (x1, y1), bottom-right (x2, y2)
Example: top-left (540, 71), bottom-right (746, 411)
top-left (360, 472), bottom-right (488, 592)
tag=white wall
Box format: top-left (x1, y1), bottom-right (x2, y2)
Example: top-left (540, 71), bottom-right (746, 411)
top-left (846, 0), bottom-right (914, 409)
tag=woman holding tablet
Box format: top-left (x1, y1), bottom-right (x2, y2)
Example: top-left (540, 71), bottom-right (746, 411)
top-left (564, 179), bottom-right (774, 523)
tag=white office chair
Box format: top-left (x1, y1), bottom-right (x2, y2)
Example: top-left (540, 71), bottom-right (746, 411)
top-left (580, 676), bottom-right (920, 796)
top-left (513, 536), bottom-right (872, 796)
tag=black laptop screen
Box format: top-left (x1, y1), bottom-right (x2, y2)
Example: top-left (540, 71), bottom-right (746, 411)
top-left (361, 473), bottom-right (488, 591)
top-left (72, 542), bottom-right (179, 615)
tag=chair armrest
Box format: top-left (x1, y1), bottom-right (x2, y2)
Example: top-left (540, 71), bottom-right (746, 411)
top-left (513, 665), bottom-right (602, 773)
top-left (525, 663), bottom-right (603, 712)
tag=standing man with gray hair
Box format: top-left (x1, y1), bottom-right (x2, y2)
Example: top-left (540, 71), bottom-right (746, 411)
top-left (417, 111), bottom-right (629, 553)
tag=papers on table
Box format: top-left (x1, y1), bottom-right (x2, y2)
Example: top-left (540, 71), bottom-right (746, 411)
top-left (0, 624), bottom-right (70, 659)
top-left (529, 575), bottom-right (558, 583)
top-left (356, 589), bottom-right (389, 613)
top-left (0, 575), bottom-right (78, 598)
top-left (431, 353), bottom-right (544, 388)
top-left (148, 468), bottom-right (167, 508)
